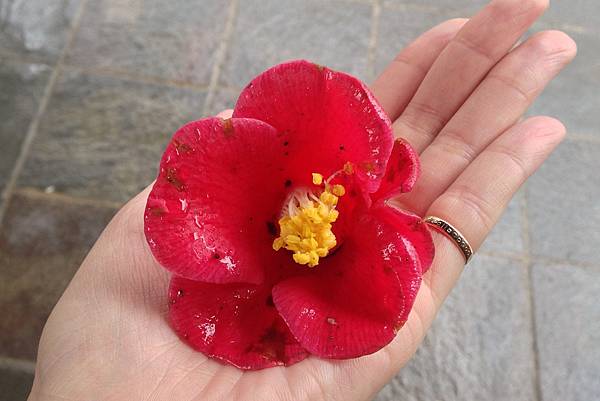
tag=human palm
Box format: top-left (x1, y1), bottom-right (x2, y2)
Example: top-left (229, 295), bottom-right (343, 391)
top-left (29, 1), bottom-right (576, 400)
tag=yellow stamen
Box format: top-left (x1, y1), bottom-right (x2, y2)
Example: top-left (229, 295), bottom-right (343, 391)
top-left (332, 184), bottom-right (345, 196)
top-left (272, 172), bottom-right (346, 267)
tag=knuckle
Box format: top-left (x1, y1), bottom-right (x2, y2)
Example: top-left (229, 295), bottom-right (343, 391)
top-left (486, 72), bottom-right (533, 103)
top-left (488, 145), bottom-right (529, 182)
top-left (391, 55), bottom-right (427, 76)
top-left (443, 184), bottom-right (495, 233)
top-left (434, 18), bottom-right (469, 39)
top-left (403, 100), bottom-right (446, 131)
top-left (453, 34), bottom-right (496, 63)
top-left (433, 131), bottom-right (479, 166)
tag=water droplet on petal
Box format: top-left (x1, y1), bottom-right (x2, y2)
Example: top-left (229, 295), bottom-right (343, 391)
top-left (197, 322), bottom-right (216, 343)
top-left (301, 308), bottom-right (316, 319)
top-left (179, 198), bottom-right (188, 211)
top-left (219, 255), bottom-right (236, 272)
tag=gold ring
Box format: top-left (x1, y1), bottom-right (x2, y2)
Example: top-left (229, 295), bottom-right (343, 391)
top-left (424, 216), bottom-right (473, 264)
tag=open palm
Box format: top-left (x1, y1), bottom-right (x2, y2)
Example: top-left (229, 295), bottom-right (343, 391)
top-left (29, 1), bottom-right (576, 400)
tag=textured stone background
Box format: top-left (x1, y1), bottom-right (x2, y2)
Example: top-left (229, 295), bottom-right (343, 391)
top-left (0, 0), bottom-right (598, 400)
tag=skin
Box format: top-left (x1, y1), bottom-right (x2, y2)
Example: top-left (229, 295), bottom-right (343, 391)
top-left (29, 0), bottom-right (577, 400)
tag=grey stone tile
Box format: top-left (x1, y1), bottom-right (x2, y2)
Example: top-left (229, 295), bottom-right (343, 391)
top-left (0, 192), bottom-right (116, 360)
top-left (66, 0), bottom-right (227, 85)
top-left (0, 61), bottom-right (51, 196)
top-left (18, 70), bottom-right (206, 203)
top-left (382, 0), bottom-right (486, 16)
top-left (532, 263), bottom-right (600, 401)
top-left (376, 7), bottom-right (449, 75)
top-left (528, 31), bottom-right (599, 137)
top-left (541, 0), bottom-right (600, 32)
top-left (376, 255), bottom-right (535, 401)
top-left (0, 365), bottom-right (33, 401)
top-left (221, 0), bottom-right (372, 88)
top-left (527, 140), bottom-right (600, 264)
top-left (0, 0), bottom-right (81, 62)
top-left (480, 191), bottom-right (524, 255)
top-left (207, 87), bottom-right (239, 116)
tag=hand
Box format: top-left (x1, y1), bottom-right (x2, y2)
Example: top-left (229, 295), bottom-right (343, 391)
top-left (29, 1), bottom-right (576, 400)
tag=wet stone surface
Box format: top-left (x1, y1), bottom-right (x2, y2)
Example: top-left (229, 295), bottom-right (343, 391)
top-left (18, 71), bottom-right (206, 203)
top-left (0, 365), bottom-right (34, 401)
top-left (532, 262), bottom-right (600, 401)
top-left (0, 193), bottom-right (115, 360)
top-left (376, 255), bottom-right (535, 401)
top-left (66, 0), bottom-right (227, 84)
top-left (527, 140), bottom-right (600, 264)
top-left (0, 61), bottom-right (51, 198)
top-left (0, 0), bottom-right (81, 62)
top-left (221, 0), bottom-right (372, 88)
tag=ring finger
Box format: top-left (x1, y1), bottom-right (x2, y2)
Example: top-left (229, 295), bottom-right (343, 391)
top-left (403, 30), bottom-right (576, 215)
top-left (424, 116), bottom-right (566, 306)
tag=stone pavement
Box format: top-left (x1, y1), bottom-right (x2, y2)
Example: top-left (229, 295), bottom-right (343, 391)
top-left (0, 0), bottom-right (598, 400)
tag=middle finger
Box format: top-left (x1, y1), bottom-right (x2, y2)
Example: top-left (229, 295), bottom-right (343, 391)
top-left (403, 30), bottom-right (576, 215)
top-left (394, 0), bottom-right (548, 152)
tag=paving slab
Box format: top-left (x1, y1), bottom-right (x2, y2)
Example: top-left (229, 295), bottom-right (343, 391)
top-left (0, 61), bottom-right (51, 198)
top-left (376, 5), bottom-right (449, 75)
top-left (221, 0), bottom-right (372, 88)
top-left (0, 192), bottom-right (115, 360)
top-left (532, 262), bottom-right (600, 401)
top-left (0, 364), bottom-right (33, 401)
top-left (0, 0), bottom-right (81, 62)
top-left (383, 0), bottom-right (486, 15)
top-left (207, 87), bottom-right (239, 116)
top-left (67, 0), bottom-right (227, 85)
top-left (527, 140), bottom-right (600, 264)
top-left (18, 71), bottom-right (206, 204)
top-left (528, 31), bottom-right (600, 138)
top-left (376, 255), bottom-right (535, 401)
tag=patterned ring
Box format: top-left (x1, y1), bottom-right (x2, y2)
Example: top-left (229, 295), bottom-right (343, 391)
top-left (423, 216), bottom-right (473, 264)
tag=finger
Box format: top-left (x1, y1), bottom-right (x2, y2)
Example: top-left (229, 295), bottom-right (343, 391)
top-left (394, 0), bottom-right (548, 152)
top-left (424, 116), bottom-right (566, 305)
top-left (216, 109), bottom-right (234, 119)
top-left (371, 18), bottom-right (467, 121)
top-left (403, 30), bottom-right (577, 214)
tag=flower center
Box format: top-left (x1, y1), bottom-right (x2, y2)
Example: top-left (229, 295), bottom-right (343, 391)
top-left (272, 172), bottom-right (346, 267)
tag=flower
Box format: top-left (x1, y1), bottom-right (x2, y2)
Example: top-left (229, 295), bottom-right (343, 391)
top-left (144, 60), bottom-right (434, 370)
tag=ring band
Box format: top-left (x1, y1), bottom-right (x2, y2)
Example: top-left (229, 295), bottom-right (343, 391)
top-left (424, 216), bottom-right (473, 264)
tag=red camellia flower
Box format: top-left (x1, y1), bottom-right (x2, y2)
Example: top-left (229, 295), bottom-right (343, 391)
top-left (144, 60), bottom-right (435, 370)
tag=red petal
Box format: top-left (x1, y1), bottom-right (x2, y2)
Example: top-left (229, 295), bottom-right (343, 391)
top-left (374, 204), bottom-right (435, 274)
top-left (233, 60), bottom-right (394, 193)
top-left (271, 211), bottom-right (422, 358)
top-left (372, 138), bottom-right (420, 202)
top-left (169, 276), bottom-right (308, 369)
top-left (144, 117), bottom-right (291, 284)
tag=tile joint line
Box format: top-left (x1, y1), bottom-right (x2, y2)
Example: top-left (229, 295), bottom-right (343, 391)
top-left (202, 0), bottom-right (239, 117)
top-left (0, 0), bottom-right (89, 227)
top-left (0, 356), bottom-right (36, 374)
top-left (521, 184), bottom-right (543, 401)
